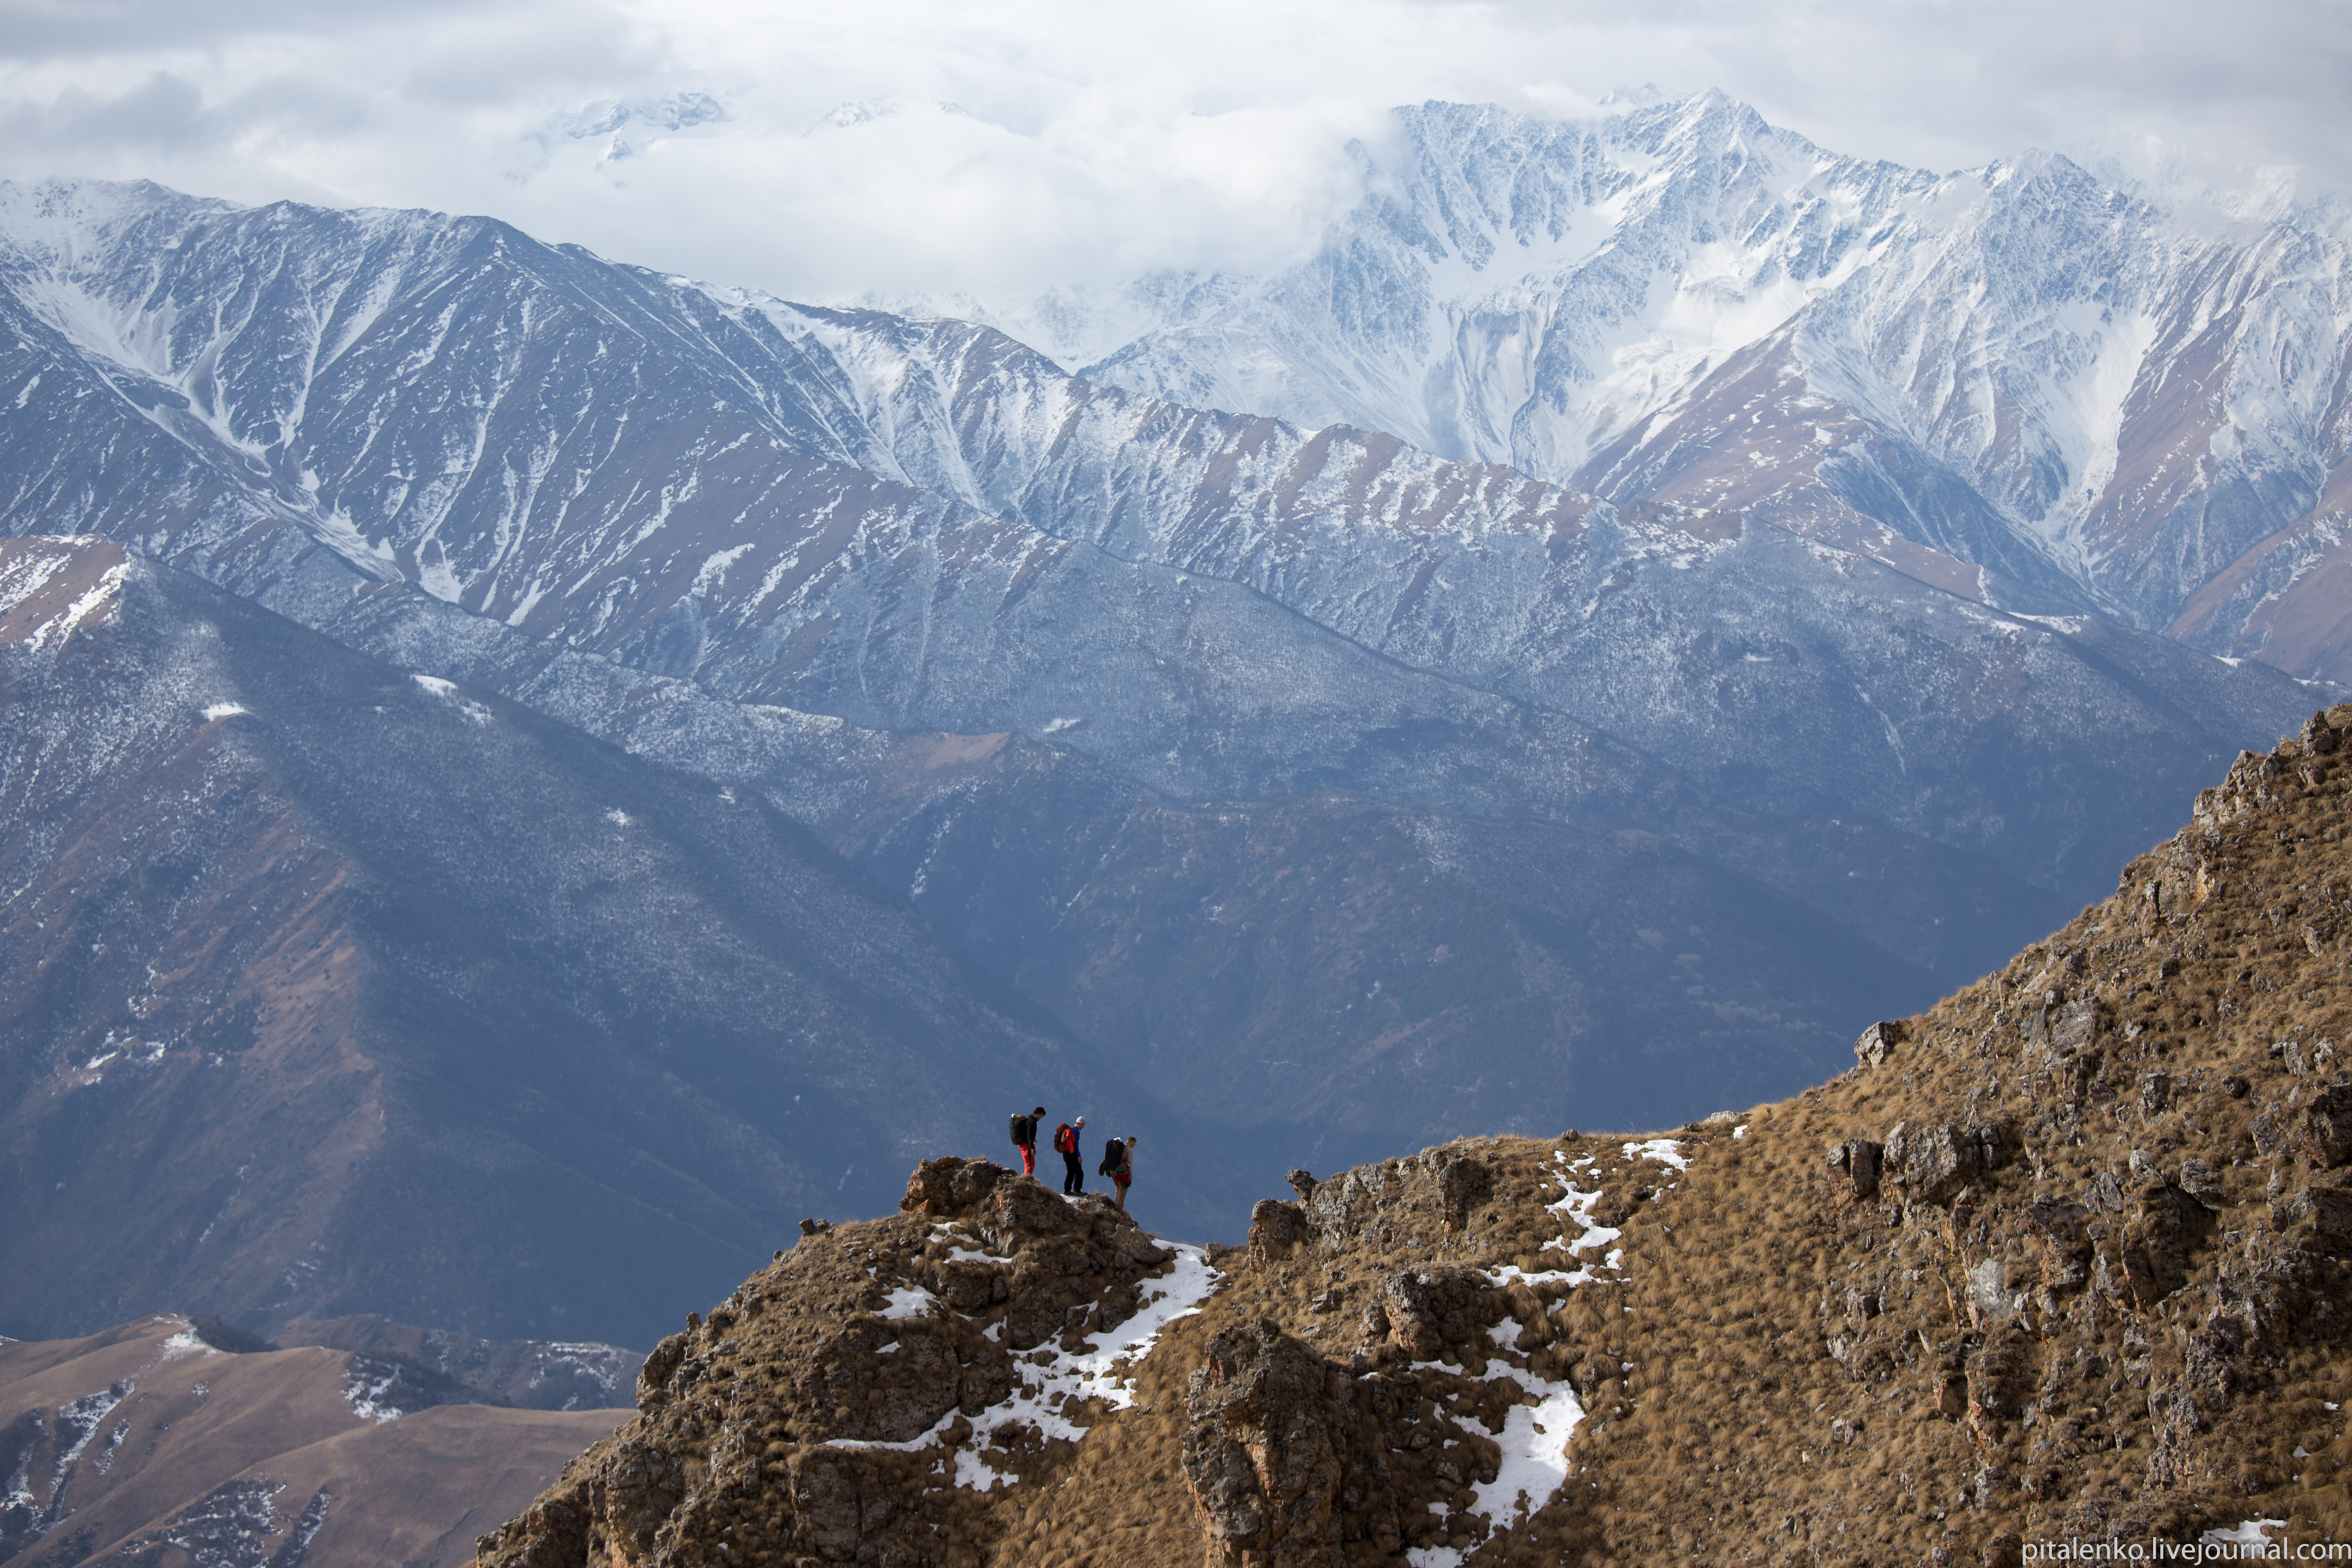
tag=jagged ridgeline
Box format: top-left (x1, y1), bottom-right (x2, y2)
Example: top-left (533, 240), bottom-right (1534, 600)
top-left (473, 710), bottom-right (2352, 1567)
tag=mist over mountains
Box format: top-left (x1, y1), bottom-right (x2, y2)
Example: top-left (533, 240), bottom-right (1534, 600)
top-left (0, 91), bottom-right (2341, 1348)
top-left (920, 94), bottom-right (2352, 682)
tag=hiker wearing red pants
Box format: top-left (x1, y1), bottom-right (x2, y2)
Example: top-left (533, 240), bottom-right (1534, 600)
top-left (1009, 1106), bottom-right (1044, 1176)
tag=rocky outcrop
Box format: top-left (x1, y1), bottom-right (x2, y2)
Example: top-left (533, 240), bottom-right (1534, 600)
top-left (1881, 1121), bottom-right (2010, 1206)
top-left (1824, 1137), bottom-right (1883, 1202)
top-left (2303, 1084), bottom-right (2352, 1168)
top-left (1853, 1020), bottom-right (1906, 1067)
top-left (471, 1159), bottom-right (1193, 1568)
top-left (1182, 1321), bottom-right (1401, 1568)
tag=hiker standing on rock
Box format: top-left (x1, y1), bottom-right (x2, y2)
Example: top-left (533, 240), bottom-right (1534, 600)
top-left (1010, 1106), bottom-right (1044, 1176)
top-left (1100, 1135), bottom-right (1136, 1211)
top-left (1054, 1116), bottom-right (1087, 1195)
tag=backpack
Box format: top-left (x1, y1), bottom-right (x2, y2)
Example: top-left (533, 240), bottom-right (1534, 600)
top-left (1099, 1144), bottom-right (1125, 1178)
top-left (1009, 1113), bottom-right (1032, 1146)
top-left (1053, 1123), bottom-right (1077, 1155)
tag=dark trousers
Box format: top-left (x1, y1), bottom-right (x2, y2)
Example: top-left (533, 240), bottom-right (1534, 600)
top-left (1061, 1152), bottom-right (1085, 1194)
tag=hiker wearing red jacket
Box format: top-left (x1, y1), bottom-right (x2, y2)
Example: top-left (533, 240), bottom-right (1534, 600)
top-left (1053, 1116), bottom-right (1087, 1194)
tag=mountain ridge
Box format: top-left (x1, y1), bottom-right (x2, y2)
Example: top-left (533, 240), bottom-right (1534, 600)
top-left (465, 699), bottom-right (2352, 1566)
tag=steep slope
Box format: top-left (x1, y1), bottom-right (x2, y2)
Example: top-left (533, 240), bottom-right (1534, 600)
top-left (0, 535), bottom-right (1207, 1346)
top-left (1018, 96), bottom-right (2352, 677)
top-left (0, 1314), bottom-right (624, 1568)
top-left (470, 702), bottom-right (2352, 1564)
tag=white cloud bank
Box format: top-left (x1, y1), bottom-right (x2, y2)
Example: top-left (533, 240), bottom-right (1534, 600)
top-left (0, 0), bottom-right (2344, 304)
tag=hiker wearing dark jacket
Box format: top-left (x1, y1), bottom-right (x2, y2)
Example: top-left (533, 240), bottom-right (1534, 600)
top-left (1054, 1117), bottom-right (1087, 1195)
top-left (1010, 1106), bottom-right (1045, 1176)
top-left (1101, 1135), bottom-right (1136, 1211)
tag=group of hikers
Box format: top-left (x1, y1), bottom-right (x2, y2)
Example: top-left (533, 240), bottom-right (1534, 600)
top-left (1008, 1108), bottom-right (1135, 1210)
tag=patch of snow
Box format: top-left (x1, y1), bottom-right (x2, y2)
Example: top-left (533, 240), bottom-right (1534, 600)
top-left (201, 702), bottom-right (248, 721)
top-left (411, 672), bottom-right (492, 723)
top-left (1623, 1137), bottom-right (1689, 1171)
top-left (692, 544), bottom-right (755, 595)
top-left (158, 1326), bottom-right (218, 1361)
top-left (1040, 717), bottom-right (1083, 734)
top-left (828, 1243), bottom-right (1222, 1490)
top-left (1485, 1263), bottom-right (1580, 1288)
top-left (879, 1286), bottom-right (936, 1320)
top-left (52, 1386), bottom-right (130, 1482)
top-left (344, 1360), bottom-right (406, 1424)
top-left (1733, 1124), bottom-right (1750, 1139)
top-left (1536, 1172), bottom-right (1623, 1286)
top-left (1406, 1323), bottom-right (1585, 1566)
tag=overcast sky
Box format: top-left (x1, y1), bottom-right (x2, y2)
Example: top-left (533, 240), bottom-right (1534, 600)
top-left (2, 0), bottom-right (2345, 303)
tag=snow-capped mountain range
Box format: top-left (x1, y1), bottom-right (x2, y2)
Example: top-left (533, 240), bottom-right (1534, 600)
top-left (0, 144), bottom-right (2338, 1319)
top-left (0, 173), bottom-right (2321, 894)
top-left (908, 94), bottom-right (2352, 682)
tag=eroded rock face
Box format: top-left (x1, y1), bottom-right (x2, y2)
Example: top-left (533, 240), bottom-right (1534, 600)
top-left (1825, 1138), bottom-right (1883, 1202)
top-left (1854, 1020), bottom-right (1906, 1067)
top-left (898, 1155), bottom-right (1014, 1218)
top-left (1249, 1199), bottom-right (1310, 1255)
top-left (1882, 1121), bottom-right (2010, 1206)
top-left (1182, 1320), bottom-right (1401, 1568)
top-left (1380, 1268), bottom-right (1501, 1363)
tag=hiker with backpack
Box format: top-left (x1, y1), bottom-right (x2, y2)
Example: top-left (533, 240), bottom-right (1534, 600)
top-left (1053, 1116), bottom-right (1087, 1195)
top-left (1099, 1135), bottom-right (1136, 1211)
top-left (1009, 1106), bottom-right (1045, 1176)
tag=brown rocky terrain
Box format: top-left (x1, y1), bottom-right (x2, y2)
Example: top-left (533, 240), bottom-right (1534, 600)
top-left (469, 703), bottom-right (2352, 1565)
top-left (0, 1315), bottom-right (625, 1567)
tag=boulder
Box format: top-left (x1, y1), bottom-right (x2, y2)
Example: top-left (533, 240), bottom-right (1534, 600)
top-left (1182, 1320), bottom-right (1400, 1568)
top-left (601, 1436), bottom-right (685, 1559)
top-left (1433, 1154), bottom-right (1494, 1232)
top-left (2302, 1084), bottom-right (2352, 1168)
top-left (1824, 1138), bottom-right (1882, 1202)
top-left (1249, 1199), bottom-right (1310, 1254)
top-left (899, 1155), bottom-right (1012, 1218)
top-left (2027, 1195), bottom-right (2091, 1292)
top-left (2047, 1000), bottom-right (2099, 1059)
top-left (1853, 1020), bottom-right (1906, 1067)
top-left (2275, 1183), bottom-right (2352, 1247)
top-left (981, 1175), bottom-right (1090, 1246)
top-left (1379, 1268), bottom-right (1497, 1362)
top-left (1882, 1122), bottom-right (1984, 1205)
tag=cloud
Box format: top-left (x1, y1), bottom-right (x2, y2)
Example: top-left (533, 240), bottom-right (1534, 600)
top-left (0, 0), bottom-right (2342, 306)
